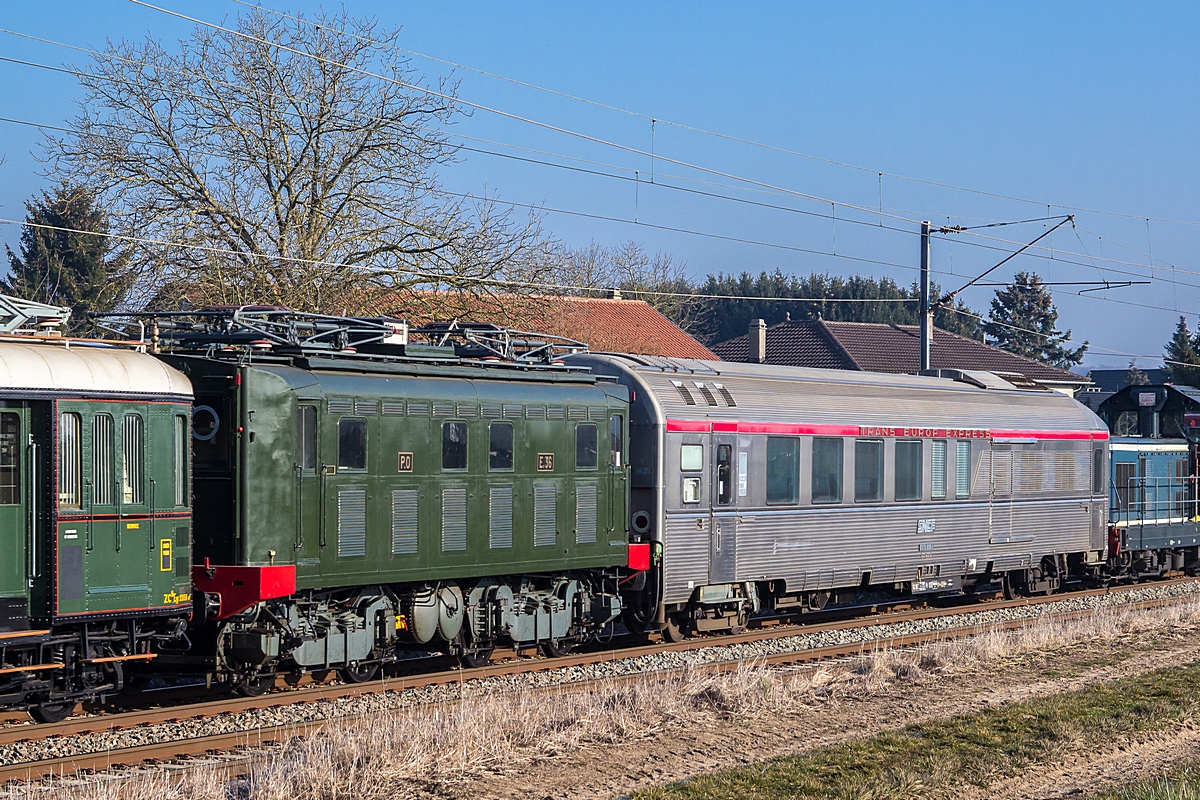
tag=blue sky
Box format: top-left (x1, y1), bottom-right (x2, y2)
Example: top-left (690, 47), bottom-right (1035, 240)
top-left (0, 1), bottom-right (1196, 368)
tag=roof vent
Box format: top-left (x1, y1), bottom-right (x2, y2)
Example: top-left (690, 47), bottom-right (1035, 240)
top-left (693, 381), bottom-right (718, 406)
top-left (670, 379), bottom-right (697, 405)
top-left (712, 382), bottom-right (737, 407)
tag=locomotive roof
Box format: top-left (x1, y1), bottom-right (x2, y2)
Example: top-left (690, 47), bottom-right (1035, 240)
top-left (576, 354), bottom-right (1106, 434)
top-left (0, 339), bottom-right (192, 397)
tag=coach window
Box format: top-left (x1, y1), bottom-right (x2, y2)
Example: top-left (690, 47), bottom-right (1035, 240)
top-left (716, 445), bottom-right (733, 505)
top-left (766, 437), bottom-right (799, 504)
top-left (1093, 448), bottom-right (1104, 494)
top-left (297, 406), bottom-right (317, 471)
top-left (854, 439), bottom-right (883, 502)
top-left (92, 415), bottom-right (114, 505)
top-left (895, 440), bottom-right (922, 501)
top-left (680, 444), bottom-right (703, 472)
top-left (441, 421), bottom-right (467, 471)
top-left (576, 423), bottom-right (598, 470)
top-left (58, 412), bottom-right (82, 508)
top-left (811, 437), bottom-right (843, 504)
top-left (122, 414), bottom-right (145, 505)
top-left (610, 415), bottom-right (623, 467)
top-left (339, 418), bottom-right (368, 470)
top-left (174, 415), bottom-right (189, 507)
top-left (930, 440), bottom-right (947, 501)
top-left (956, 440), bottom-right (972, 498)
top-left (489, 422), bottom-right (514, 471)
top-left (0, 413), bottom-right (17, 505)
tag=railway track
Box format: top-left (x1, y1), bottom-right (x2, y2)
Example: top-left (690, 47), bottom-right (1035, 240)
top-left (2, 578), bottom-right (1197, 785)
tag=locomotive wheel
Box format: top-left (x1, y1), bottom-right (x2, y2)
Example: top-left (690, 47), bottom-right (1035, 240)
top-left (236, 674), bottom-right (275, 697)
top-left (29, 700), bottom-right (75, 724)
top-left (339, 662), bottom-right (379, 683)
top-left (458, 648), bottom-right (494, 669)
top-left (662, 615), bottom-right (687, 643)
top-left (539, 639), bottom-right (574, 658)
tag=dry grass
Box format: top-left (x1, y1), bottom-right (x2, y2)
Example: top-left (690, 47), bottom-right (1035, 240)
top-left (25, 596), bottom-right (1200, 800)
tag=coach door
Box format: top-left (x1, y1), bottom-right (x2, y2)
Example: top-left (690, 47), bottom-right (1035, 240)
top-left (709, 433), bottom-right (738, 583)
top-left (0, 408), bottom-right (29, 625)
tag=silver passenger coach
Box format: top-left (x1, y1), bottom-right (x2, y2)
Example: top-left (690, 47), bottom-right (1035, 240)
top-left (573, 355), bottom-right (1109, 638)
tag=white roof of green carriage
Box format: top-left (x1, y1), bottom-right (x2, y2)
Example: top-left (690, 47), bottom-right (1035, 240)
top-left (0, 340), bottom-right (192, 396)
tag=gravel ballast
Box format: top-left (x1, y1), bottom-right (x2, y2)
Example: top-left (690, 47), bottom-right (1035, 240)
top-left (3, 579), bottom-right (1199, 768)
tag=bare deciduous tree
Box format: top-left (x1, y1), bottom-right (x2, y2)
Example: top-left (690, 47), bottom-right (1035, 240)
top-left (556, 240), bottom-right (698, 330)
top-left (43, 8), bottom-right (554, 312)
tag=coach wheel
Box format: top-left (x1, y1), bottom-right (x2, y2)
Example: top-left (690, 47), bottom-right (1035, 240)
top-left (458, 648), bottom-right (494, 669)
top-left (662, 615), bottom-right (688, 643)
top-left (339, 662), bottom-right (379, 684)
top-left (29, 700), bottom-right (75, 724)
top-left (539, 639), bottom-right (574, 659)
top-left (236, 674), bottom-right (275, 697)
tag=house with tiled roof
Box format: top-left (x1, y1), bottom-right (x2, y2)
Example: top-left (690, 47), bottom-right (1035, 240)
top-left (370, 290), bottom-right (716, 360)
top-left (711, 318), bottom-right (1089, 395)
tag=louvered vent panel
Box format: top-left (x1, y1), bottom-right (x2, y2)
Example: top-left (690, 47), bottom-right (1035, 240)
top-left (355, 399), bottom-right (377, 415)
top-left (391, 489), bottom-right (419, 555)
top-left (588, 407), bottom-right (607, 421)
top-left (457, 404), bottom-right (478, 418)
top-left (930, 441), bottom-right (947, 499)
top-left (337, 490), bottom-right (367, 557)
top-left (503, 404), bottom-right (523, 419)
top-left (1074, 452), bottom-right (1091, 492)
top-left (441, 488), bottom-right (467, 552)
top-left (533, 486), bottom-right (557, 547)
top-left (328, 399), bottom-right (353, 414)
top-left (670, 380), bottom-right (696, 405)
top-left (712, 382), bottom-right (737, 407)
top-left (1014, 452), bottom-right (1042, 493)
top-left (489, 486), bottom-right (514, 549)
top-left (526, 406), bottom-right (546, 420)
top-left (575, 484), bottom-right (597, 545)
top-left (407, 402), bottom-right (429, 417)
top-left (991, 453), bottom-right (1012, 496)
top-left (382, 401), bottom-right (405, 416)
top-left (432, 403), bottom-right (455, 418)
top-left (693, 382), bottom-right (718, 406)
top-left (567, 407), bottom-right (586, 421)
top-left (548, 407), bottom-right (566, 420)
top-left (481, 405), bottom-right (502, 419)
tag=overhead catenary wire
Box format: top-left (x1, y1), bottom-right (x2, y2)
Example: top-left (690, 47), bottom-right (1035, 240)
top-left (234, 0), bottom-right (1200, 228)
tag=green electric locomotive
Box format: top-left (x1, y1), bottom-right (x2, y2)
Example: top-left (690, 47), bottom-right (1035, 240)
top-left (145, 310), bottom-right (640, 689)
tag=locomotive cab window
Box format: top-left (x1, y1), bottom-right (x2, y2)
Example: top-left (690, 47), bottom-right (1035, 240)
top-left (680, 444), bottom-right (703, 471)
top-left (58, 412), bottom-right (81, 508)
top-left (489, 422), bottom-right (514, 471)
top-left (576, 423), bottom-right (598, 469)
top-left (895, 440), bottom-right (922, 501)
top-left (442, 421), bottom-right (467, 470)
top-left (812, 437), bottom-right (843, 504)
top-left (297, 406), bottom-right (317, 471)
top-left (854, 439), bottom-right (883, 503)
top-left (0, 413), bottom-right (17, 505)
top-left (610, 415), bottom-right (623, 467)
top-left (338, 418), bottom-right (367, 470)
top-left (121, 414), bottom-right (144, 505)
top-left (716, 444), bottom-right (733, 505)
top-left (766, 437), bottom-right (799, 505)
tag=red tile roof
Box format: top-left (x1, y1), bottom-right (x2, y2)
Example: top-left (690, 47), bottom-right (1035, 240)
top-left (711, 319), bottom-right (1087, 387)
top-left (369, 292), bottom-right (716, 360)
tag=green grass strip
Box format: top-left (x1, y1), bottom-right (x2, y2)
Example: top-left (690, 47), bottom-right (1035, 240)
top-left (634, 660), bottom-right (1200, 800)
top-left (1092, 763), bottom-right (1200, 800)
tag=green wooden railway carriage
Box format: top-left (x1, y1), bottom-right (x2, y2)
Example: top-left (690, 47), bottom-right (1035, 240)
top-left (0, 336), bottom-right (193, 721)
top-left (144, 311), bottom-right (637, 687)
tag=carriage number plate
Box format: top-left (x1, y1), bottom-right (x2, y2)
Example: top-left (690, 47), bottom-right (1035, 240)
top-left (397, 452), bottom-right (414, 472)
top-left (537, 453), bottom-right (555, 471)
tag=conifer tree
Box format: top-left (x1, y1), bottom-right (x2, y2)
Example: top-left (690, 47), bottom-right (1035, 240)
top-left (1125, 360), bottom-right (1150, 387)
top-left (2, 184), bottom-right (128, 334)
top-left (1164, 316), bottom-right (1200, 386)
top-left (984, 271), bottom-right (1087, 368)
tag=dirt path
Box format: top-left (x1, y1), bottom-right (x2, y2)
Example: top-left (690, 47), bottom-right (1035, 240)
top-left (420, 625), bottom-right (1200, 800)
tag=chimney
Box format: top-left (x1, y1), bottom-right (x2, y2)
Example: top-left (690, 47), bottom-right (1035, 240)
top-left (749, 318), bottom-right (767, 363)
top-left (607, 287), bottom-right (622, 300)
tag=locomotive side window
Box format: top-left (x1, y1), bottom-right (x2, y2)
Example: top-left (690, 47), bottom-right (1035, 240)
top-left (122, 414), bottom-right (144, 504)
top-left (680, 445), bottom-right (703, 471)
top-left (441, 421), bottom-right (467, 470)
top-left (766, 437), bottom-right (799, 505)
top-left (174, 415), bottom-right (189, 507)
top-left (854, 439), bottom-right (883, 502)
top-left (92, 415), bottom-right (114, 505)
top-left (894, 440), bottom-right (922, 501)
top-left (1092, 448), bottom-right (1104, 495)
top-left (489, 422), bottom-right (514, 471)
top-left (716, 444), bottom-right (733, 505)
top-left (338, 419), bottom-right (368, 470)
top-left (1114, 462), bottom-right (1135, 510)
top-left (811, 437), bottom-right (843, 503)
top-left (0, 413), bottom-right (16, 505)
top-left (610, 415), bottom-right (623, 467)
top-left (297, 406), bottom-right (317, 471)
top-left (930, 440), bottom-right (947, 500)
top-left (955, 441), bottom-right (972, 498)
top-left (58, 412), bottom-right (82, 508)
top-left (576, 423), bottom-right (598, 469)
